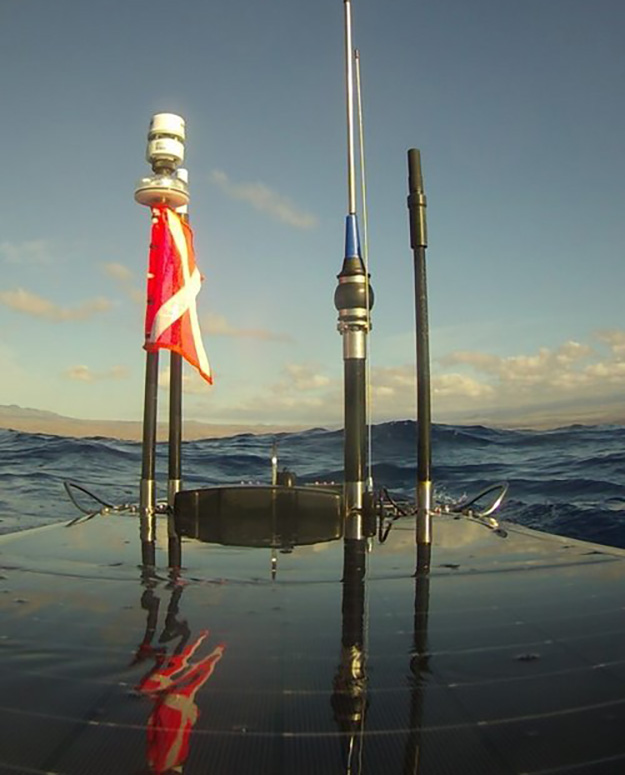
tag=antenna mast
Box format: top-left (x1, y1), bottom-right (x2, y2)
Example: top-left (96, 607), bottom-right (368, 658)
top-left (407, 149), bottom-right (432, 571)
top-left (334, 0), bottom-right (374, 539)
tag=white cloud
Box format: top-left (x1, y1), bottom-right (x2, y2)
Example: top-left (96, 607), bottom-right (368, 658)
top-left (64, 365), bottom-right (129, 383)
top-left (211, 170), bottom-right (317, 230)
top-left (158, 366), bottom-right (211, 396)
top-left (185, 331), bottom-right (625, 427)
top-left (595, 329), bottom-right (625, 358)
top-left (0, 240), bottom-right (50, 264)
top-left (429, 332), bottom-right (625, 421)
top-left (202, 311), bottom-right (293, 342)
top-left (585, 360), bottom-right (625, 382)
top-left (102, 262), bottom-right (133, 283)
top-left (438, 351), bottom-right (501, 374)
top-left (101, 262), bottom-right (144, 304)
top-left (327, 332), bottom-right (625, 424)
top-left (0, 288), bottom-right (112, 322)
top-left (432, 373), bottom-right (496, 399)
top-left (279, 363), bottom-right (331, 391)
top-left (366, 365), bottom-right (493, 419)
top-left (203, 362), bottom-right (339, 424)
top-left (439, 340), bottom-right (596, 389)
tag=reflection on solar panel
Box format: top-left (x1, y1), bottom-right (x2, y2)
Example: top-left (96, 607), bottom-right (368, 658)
top-left (1, 514), bottom-right (625, 774)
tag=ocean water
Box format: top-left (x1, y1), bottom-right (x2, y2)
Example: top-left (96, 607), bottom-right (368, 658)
top-left (0, 420), bottom-right (624, 548)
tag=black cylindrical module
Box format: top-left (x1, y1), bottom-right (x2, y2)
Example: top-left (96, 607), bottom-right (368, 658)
top-left (334, 261), bottom-right (374, 312)
top-left (408, 149), bottom-right (427, 249)
top-left (344, 358), bottom-right (366, 485)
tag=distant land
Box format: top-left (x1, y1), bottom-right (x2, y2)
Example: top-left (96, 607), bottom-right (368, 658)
top-left (0, 405), bottom-right (309, 441)
top-left (439, 403), bottom-right (625, 431)
top-left (0, 403), bottom-right (622, 441)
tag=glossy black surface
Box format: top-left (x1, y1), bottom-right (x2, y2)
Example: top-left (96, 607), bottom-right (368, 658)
top-left (1, 515), bottom-right (625, 774)
top-left (174, 485), bottom-right (343, 548)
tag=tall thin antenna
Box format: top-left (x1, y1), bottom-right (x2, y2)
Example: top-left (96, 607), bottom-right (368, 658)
top-left (344, 0), bottom-right (357, 215)
top-left (354, 50), bottom-right (368, 267)
top-left (334, 0), bottom-right (375, 539)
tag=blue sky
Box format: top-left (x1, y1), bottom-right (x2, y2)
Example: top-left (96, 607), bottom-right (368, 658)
top-left (1, 0), bottom-right (625, 427)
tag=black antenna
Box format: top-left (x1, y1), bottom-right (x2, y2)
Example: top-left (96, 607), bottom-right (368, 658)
top-left (407, 149), bottom-right (432, 570)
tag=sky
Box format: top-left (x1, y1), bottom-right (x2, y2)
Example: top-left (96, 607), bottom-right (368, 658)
top-left (1, 0), bottom-right (625, 429)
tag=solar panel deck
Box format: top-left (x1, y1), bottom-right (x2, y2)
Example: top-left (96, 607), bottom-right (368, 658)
top-left (1, 513), bottom-right (625, 774)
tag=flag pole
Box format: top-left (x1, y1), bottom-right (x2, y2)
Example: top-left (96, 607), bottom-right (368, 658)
top-left (140, 349), bottom-right (159, 568)
top-left (167, 168), bottom-right (189, 571)
top-left (135, 113), bottom-right (190, 571)
top-left (168, 350), bottom-right (182, 566)
top-left (334, 0), bottom-right (374, 540)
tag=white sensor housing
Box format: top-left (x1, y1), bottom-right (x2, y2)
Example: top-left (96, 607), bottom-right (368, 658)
top-left (135, 114), bottom-right (190, 208)
top-left (146, 113), bottom-right (186, 172)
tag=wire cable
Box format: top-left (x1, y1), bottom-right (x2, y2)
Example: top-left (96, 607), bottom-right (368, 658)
top-left (355, 48), bottom-right (374, 492)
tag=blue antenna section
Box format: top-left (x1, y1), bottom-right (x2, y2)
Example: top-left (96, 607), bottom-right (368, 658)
top-left (344, 213), bottom-right (362, 259)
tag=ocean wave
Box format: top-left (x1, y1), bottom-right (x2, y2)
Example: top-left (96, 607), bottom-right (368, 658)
top-left (1, 421), bottom-right (624, 548)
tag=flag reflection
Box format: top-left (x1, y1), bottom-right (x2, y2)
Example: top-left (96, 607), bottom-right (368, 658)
top-left (133, 584), bottom-right (225, 774)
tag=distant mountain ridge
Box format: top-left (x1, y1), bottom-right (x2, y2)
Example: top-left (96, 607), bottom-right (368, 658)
top-left (0, 403), bottom-right (622, 442)
top-left (0, 404), bottom-right (308, 441)
top-left (0, 404), bottom-right (63, 420)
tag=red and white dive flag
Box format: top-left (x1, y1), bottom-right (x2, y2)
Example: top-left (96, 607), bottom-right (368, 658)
top-left (144, 205), bottom-right (212, 384)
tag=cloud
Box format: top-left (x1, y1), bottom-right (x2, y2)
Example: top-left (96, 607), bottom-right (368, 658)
top-left (369, 365), bottom-right (491, 417)
top-left (186, 331), bottom-right (625, 427)
top-left (102, 262), bottom-right (133, 283)
top-left (428, 332), bottom-right (625, 422)
top-left (211, 170), bottom-right (317, 230)
top-left (64, 365), bottom-right (129, 382)
top-left (438, 351), bottom-right (501, 374)
top-left (432, 373), bottom-right (496, 399)
top-left (0, 240), bottom-right (50, 264)
top-left (319, 331), bottom-right (625, 425)
top-left (202, 311), bottom-right (293, 342)
top-left (158, 366), bottom-right (211, 396)
top-left (439, 340), bottom-right (597, 390)
top-left (595, 329), bottom-right (625, 358)
top-left (101, 262), bottom-right (144, 304)
top-left (204, 362), bottom-right (339, 423)
top-left (276, 363), bottom-right (332, 392)
top-left (0, 288), bottom-right (112, 322)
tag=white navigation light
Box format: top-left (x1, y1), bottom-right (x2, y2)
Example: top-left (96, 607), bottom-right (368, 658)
top-left (135, 113), bottom-right (190, 208)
